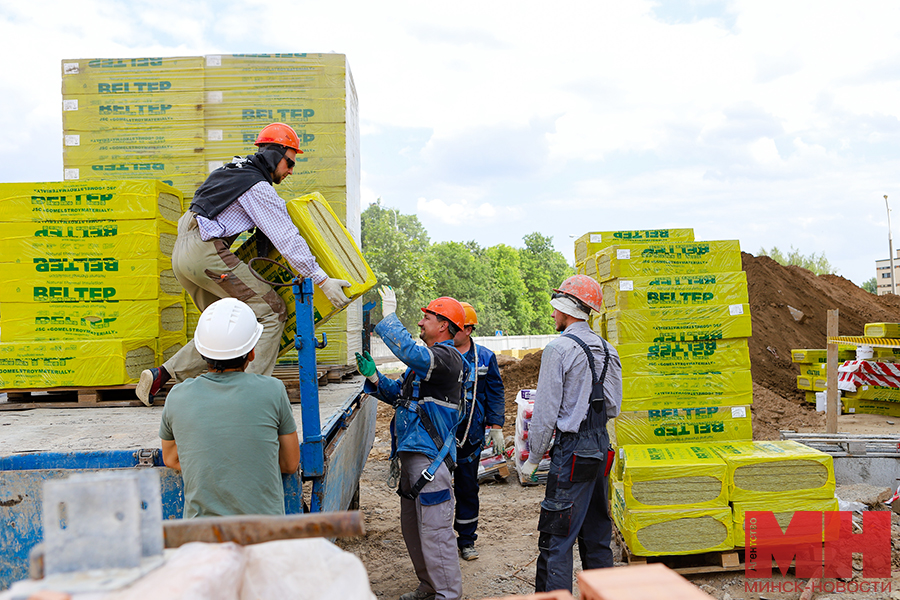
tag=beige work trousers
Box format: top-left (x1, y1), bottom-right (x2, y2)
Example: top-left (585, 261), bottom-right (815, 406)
top-left (163, 212), bottom-right (287, 381)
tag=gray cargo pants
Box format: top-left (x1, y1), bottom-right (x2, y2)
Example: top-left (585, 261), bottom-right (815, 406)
top-left (398, 451), bottom-right (462, 600)
top-left (163, 211), bottom-right (287, 381)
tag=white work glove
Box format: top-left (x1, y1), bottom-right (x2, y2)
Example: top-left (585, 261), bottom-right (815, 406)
top-left (379, 286), bottom-right (397, 316)
top-left (319, 277), bottom-right (351, 309)
top-left (521, 459), bottom-right (541, 483)
top-left (485, 428), bottom-right (505, 452)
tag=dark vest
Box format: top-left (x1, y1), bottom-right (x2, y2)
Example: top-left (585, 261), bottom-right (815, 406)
top-left (188, 146), bottom-right (284, 219)
top-left (400, 343), bottom-right (464, 406)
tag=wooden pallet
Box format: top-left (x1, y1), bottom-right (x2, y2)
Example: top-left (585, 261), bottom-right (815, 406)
top-left (613, 525), bottom-right (744, 575)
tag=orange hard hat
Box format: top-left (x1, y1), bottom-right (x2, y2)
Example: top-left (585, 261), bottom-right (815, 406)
top-left (459, 302), bottom-right (478, 327)
top-left (255, 122), bottom-right (303, 153)
top-left (553, 275), bottom-right (603, 313)
top-left (421, 297), bottom-right (466, 331)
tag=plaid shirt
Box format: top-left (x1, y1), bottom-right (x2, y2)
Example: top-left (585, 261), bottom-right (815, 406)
top-left (196, 181), bottom-right (326, 284)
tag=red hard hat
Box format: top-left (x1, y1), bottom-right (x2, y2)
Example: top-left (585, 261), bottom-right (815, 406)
top-left (255, 122), bottom-right (303, 153)
top-left (421, 297), bottom-right (466, 331)
top-left (553, 275), bottom-right (603, 313)
top-left (459, 302), bottom-right (478, 327)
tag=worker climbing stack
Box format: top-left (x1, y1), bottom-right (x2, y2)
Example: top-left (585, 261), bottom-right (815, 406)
top-left (0, 180), bottom-right (187, 388)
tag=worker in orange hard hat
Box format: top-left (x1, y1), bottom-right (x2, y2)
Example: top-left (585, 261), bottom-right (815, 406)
top-left (137, 122), bottom-right (352, 406)
top-left (524, 274), bottom-right (622, 594)
top-left (451, 302), bottom-right (505, 562)
top-left (355, 287), bottom-right (468, 600)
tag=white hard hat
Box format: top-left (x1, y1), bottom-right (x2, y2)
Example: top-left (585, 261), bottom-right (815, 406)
top-left (194, 298), bottom-right (264, 360)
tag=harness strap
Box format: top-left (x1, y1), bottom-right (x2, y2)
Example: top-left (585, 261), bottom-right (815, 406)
top-left (562, 333), bottom-right (611, 414)
top-left (397, 430), bottom-right (455, 500)
top-left (396, 397), bottom-right (457, 474)
top-left (457, 342), bottom-right (479, 448)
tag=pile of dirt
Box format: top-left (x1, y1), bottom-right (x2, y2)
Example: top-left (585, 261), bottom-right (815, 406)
top-left (497, 253), bottom-right (900, 440)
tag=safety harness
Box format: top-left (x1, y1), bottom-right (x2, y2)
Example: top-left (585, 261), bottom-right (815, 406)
top-left (561, 333), bottom-right (611, 414)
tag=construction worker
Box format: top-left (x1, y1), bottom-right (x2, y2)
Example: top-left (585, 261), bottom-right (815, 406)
top-left (521, 275), bottom-right (622, 593)
top-left (137, 122), bottom-right (351, 405)
top-left (355, 288), bottom-right (467, 600)
top-left (159, 298), bottom-right (300, 517)
top-left (452, 301), bottom-right (505, 561)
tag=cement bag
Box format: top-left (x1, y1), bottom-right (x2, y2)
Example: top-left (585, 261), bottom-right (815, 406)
top-left (605, 303), bottom-right (751, 346)
top-left (710, 440), bottom-right (836, 503)
top-left (240, 538), bottom-right (375, 600)
top-left (612, 482), bottom-right (733, 557)
top-left (621, 369), bottom-right (753, 410)
top-left (234, 192), bottom-right (376, 356)
top-left (616, 338), bottom-right (751, 376)
top-left (601, 271), bottom-right (748, 311)
top-left (0, 338), bottom-right (156, 388)
top-left (0, 180), bottom-right (182, 222)
top-left (574, 229), bottom-right (694, 263)
top-left (732, 497), bottom-right (839, 547)
top-left (620, 443), bottom-right (728, 510)
top-left (592, 240), bottom-right (742, 282)
top-left (613, 405), bottom-right (752, 446)
top-left (0, 219), bottom-right (177, 261)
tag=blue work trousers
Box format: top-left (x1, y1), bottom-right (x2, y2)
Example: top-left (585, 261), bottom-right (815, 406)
top-left (453, 441), bottom-right (481, 548)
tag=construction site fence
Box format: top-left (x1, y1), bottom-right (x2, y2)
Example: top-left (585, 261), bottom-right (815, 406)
top-left (369, 334), bottom-right (559, 362)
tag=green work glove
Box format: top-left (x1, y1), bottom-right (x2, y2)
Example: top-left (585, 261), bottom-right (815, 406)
top-left (355, 351), bottom-right (379, 384)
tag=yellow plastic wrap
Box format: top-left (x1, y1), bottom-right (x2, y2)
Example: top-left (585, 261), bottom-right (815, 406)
top-left (313, 308), bottom-right (363, 365)
top-left (841, 396), bottom-right (900, 417)
top-left (186, 301), bottom-right (201, 338)
top-left (202, 156), bottom-right (348, 189)
top-left (613, 405), bottom-right (752, 446)
top-left (0, 219), bottom-right (177, 260)
top-left (842, 385), bottom-right (900, 402)
top-left (863, 322), bottom-right (900, 338)
top-left (612, 482), bottom-right (733, 556)
top-left (621, 370), bottom-right (753, 410)
top-left (605, 304), bottom-right (751, 345)
top-left (61, 57), bottom-right (204, 95)
top-left (588, 312), bottom-right (606, 339)
top-left (601, 272), bottom-right (748, 311)
top-left (62, 92), bottom-right (205, 131)
top-left (62, 127), bottom-right (205, 162)
top-left (204, 122), bottom-right (350, 160)
top-left (157, 330), bottom-right (188, 365)
top-left (64, 159), bottom-right (206, 181)
top-left (204, 98), bottom-right (348, 126)
top-left (0, 338), bottom-right (156, 388)
top-left (233, 192), bottom-right (375, 357)
top-left (791, 348), bottom-right (856, 363)
top-left (796, 374), bottom-right (827, 391)
top-left (616, 338), bottom-right (750, 376)
top-left (732, 497), bottom-right (839, 547)
top-left (710, 441), bottom-right (836, 503)
top-left (6, 257), bottom-right (179, 302)
top-left (0, 296), bottom-right (185, 342)
top-left (798, 364), bottom-right (827, 378)
top-left (620, 443), bottom-right (728, 509)
top-left (0, 180), bottom-right (182, 223)
top-left (591, 241), bottom-right (742, 282)
top-left (574, 229), bottom-right (694, 264)
top-left (202, 53), bottom-right (349, 91)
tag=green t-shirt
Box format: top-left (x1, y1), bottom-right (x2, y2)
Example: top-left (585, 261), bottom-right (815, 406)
top-left (159, 371), bottom-right (297, 518)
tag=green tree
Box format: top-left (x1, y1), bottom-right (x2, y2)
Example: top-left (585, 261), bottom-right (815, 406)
top-left (519, 233), bottom-right (574, 334)
top-left (862, 277), bottom-right (877, 294)
top-left (360, 199), bottom-right (435, 329)
top-left (485, 244), bottom-right (533, 335)
top-left (758, 246), bottom-right (837, 275)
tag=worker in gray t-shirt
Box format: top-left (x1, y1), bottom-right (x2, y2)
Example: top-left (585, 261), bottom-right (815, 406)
top-left (159, 298), bottom-right (299, 518)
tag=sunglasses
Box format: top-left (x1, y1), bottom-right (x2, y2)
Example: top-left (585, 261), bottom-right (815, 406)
top-left (284, 155), bottom-right (295, 169)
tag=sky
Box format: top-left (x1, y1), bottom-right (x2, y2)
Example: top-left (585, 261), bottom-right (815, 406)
top-left (1, 0), bottom-right (899, 287)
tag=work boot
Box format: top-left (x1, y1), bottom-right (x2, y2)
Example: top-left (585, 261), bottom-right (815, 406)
top-left (136, 367), bottom-right (167, 406)
top-left (398, 590), bottom-right (435, 600)
top-left (460, 545), bottom-right (479, 561)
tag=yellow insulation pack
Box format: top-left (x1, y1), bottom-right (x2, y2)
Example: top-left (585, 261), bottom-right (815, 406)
top-left (202, 53), bottom-right (349, 91)
top-left (791, 348), bottom-right (856, 363)
top-left (205, 122), bottom-right (350, 160)
top-left (613, 405), bottom-right (752, 446)
top-left (0, 180), bottom-right (182, 223)
top-left (588, 241), bottom-right (742, 282)
top-left (616, 338), bottom-right (751, 376)
top-left (798, 364), bottom-right (826, 378)
top-left (6, 257), bottom-right (179, 303)
top-left (796, 374), bottom-right (827, 391)
top-left (234, 192), bottom-right (375, 356)
top-left (612, 482), bottom-right (733, 556)
top-left (842, 385), bottom-right (900, 402)
top-left (158, 331), bottom-right (188, 364)
top-left (0, 219), bottom-right (177, 260)
top-left (313, 307), bottom-right (363, 365)
top-left (710, 441), bottom-right (836, 503)
top-left (205, 98), bottom-right (349, 126)
top-left (863, 322), bottom-right (900, 338)
top-left (601, 272), bottom-right (748, 311)
top-left (0, 296), bottom-right (185, 342)
top-left (620, 443), bottom-right (728, 509)
top-left (605, 304), bottom-right (752, 345)
top-left (732, 497), bottom-right (839, 546)
top-left (203, 157), bottom-right (348, 190)
top-left (62, 91), bottom-right (205, 131)
top-left (64, 160), bottom-right (207, 183)
top-left (0, 338), bottom-right (156, 388)
top-left (61, 56), bottom-right (204, 95)
top-left (62, 127), bottom-right (205, 162)
top-left (621, 369), bottom-right (753, 410)
top-left (841, 396), bottom-right (900, 417)
top-left (574, 229), bottom-right (694, 264)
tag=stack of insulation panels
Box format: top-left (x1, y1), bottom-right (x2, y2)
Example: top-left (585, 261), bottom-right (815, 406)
top-left (574, 230), bottom-right (754, 447)
top-left (791, 347), bottom-right (854, 403)
top-left (60, 54), bottom-right (363, 365)
top-left (0, 180), bottom-right (187, 388)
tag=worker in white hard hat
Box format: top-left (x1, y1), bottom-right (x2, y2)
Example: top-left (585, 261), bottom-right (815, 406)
top-left (159, 298), bottom-right (300, 518)
top-left (137, 122), bottom-right (352, 406)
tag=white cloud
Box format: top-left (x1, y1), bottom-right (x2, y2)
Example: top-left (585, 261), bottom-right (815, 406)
top-left (417, 197), bottom-right (519, 226)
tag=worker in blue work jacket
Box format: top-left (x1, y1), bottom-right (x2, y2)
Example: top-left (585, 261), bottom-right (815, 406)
top-left (355, 288), bottom-right (468, 600)
top-left (522, 275), bottom-right (622, 594)
top-left (452, 301), bottom-right (505, 562)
